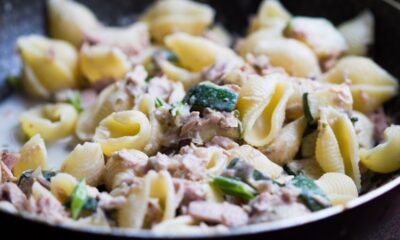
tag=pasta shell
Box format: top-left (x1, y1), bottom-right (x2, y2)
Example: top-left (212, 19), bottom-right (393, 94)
top-left (165, 32), bottom-right (241, 72)
top-left (158, 60), bottom-right (201, 90)
top-left (360, 125), bottom-right (400, 173)
top-left (352, 111), bottom-right (374, 149)
top-left (238, 28), bottom-right (284, 57)
top-left (320, 56), bottom-right (398, 113)
top-left (118, 170), bottom-right (176, 228)
top-left (260, 117), bottom-right (307, 165)
top-left (285, 17), bottom-right (347, 61)
top-left (13, 134), bottom-right (47, 178)
top-left (315, 107), bottom-right (361, 190)
top-left (237, 74), bottom-right (293, 147)
top-left (253, 38), bottom-right (321, 77)
top-left (228, 145), bottom-right (283, 179)
top-left (60, 142), bottom-right (105, 186)
top-left (32, 181), bottom-right (55, 201)
top-left (286, 158), bottom-right (324, 180)
top-left (93, 110), bottom-right (151, 156)
top-left (249, 0), bottom-right (291, 33)
top-left (301, 131), bottom-right (317, 158)
top-left (76, 79), bottom-right (136, 141)
top-left (316, 172), bottom-right (358, 206)
top-left (50, 173), bottom-right (78, 203)
top-left (20, 103), bottom-right (78, 142)
top-left (79, 44), bottom-right (131, 83)
top-left (338, 11), bottom-right (374, 56)
top-left (47, 0), bottom-right (100, 46)
top-left (141, 0), bottom-right (214, 43)
top-left (205, 147), bottom-right (228, 176)
top-left (17, 35), bottom-right (80, 98)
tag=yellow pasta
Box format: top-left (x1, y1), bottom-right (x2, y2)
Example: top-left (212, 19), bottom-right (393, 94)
top-left (320, 56), bottom-right (398, 113)
top-left (316, 173), bottom-right (358, 206)
top-left (118, 170), bottom-right (176, 228)
top-left (47, 0), bottom-right (100, 46)
top-left (260, 117), bottom-right (307, 165)
top-left (165, 33), bottom-right (241, 72)
top-left (13, 134), bottom-right (47, 178)
top-left (315, 107), bottom-right (361, 190)
top-left (79, 44), bottom-right (131, 83)
top-left (141, 0), bottom-right (214, 43)
top-left (249, 0), bottom-right (291, 33)
top-left (93, 110), bottom-right (151, 156)
top-left (252, 39), bottom-right (321, 77)
top-left (360, 125), bottom-right (400, 173)
top-left (237, 74), bottom-right (293, 147)
top-left (352, 111), bottom-right (374, 149)
top-left (338, 11), bottom-right (374, 56)
top-left (238, 28), bottom-right (284, 57)
top-left (50, 173), bottom-right (79, 203)
top-left (228, 145), bottom-right (283, 179)
top-left (286, 158), bottom-right (324, 180)
top-left (158, 60), bottom-right (201, 90)
top-left (20, 103), bottom-right (78, 142)
top-left (61, 142), bottom-right (105, 186)
top-left (17, 35), bottom-right (80, 99)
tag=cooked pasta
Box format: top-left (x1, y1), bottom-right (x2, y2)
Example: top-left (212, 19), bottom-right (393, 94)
top-left (3, 0), bottom-right (400, 235)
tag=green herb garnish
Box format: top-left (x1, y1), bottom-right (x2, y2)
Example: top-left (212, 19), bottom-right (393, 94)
top-left (212, 176), bottom-right (257, 201)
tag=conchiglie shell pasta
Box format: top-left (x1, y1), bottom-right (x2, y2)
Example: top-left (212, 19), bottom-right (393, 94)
top-left (315, 107), bottom-right (361, 190)
top-left (93, 110), bottom-right (151, 156)
top-left (253, 39), bottom-right (321, 78)
top-left (50, 173), bottom-right (78, 203)
top-left (228, 145), bottom-right (283, 179)
top-left (260, 117), bottom-right (307, 165)
top-left (61, 142), bottom-right (105, 186)
top-left (237, 74), bottom-right (293, 147)
top-left (32, 181), bottom-right (55, 201)
top-left (238, 28), bottom-right (284, 57)
top-left (79, 44), bottom-right (131, 83)
top-left (352, 111), bottom-right (374, 149)
top-left (286, 158), bottom-right (324, 180)
top-left (249, 0), bottom-right (291, 33)
top-left (320, 56), bottom-right (398, 113)
top-left (20, 103), bottom-right (78, 142)
top-left (360, 125), bottom-right (400, 173)
top-left (165, 33), bottom-right (241, 72)
top-left (17, 35), bottom-right (80, 99)
top-left (47, 0), bottom-right (100, 46)
top-left (118, 170), bottom-right (176, 229)
top-left (141, 0), bottom-right (214, 43)
top-left (13, 134), bottom-right (47, 178)
top-left (158, 60), bottom-right (201, 90)
top-left (76, 79), bottom-right (136, 141)
top-left (316, 173), bottom-right (358, 206)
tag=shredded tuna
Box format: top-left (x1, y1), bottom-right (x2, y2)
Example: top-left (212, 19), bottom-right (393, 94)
top-left (0, 183), bottom-right (27, 211)
top-left (147, 76), bottom-right (174, 100)
top-left (202, 59), bottom-right (238, 85)
top-left (366, 108), bottom-right (388, 141)
top-left (206, 136), bottom-right (239, 150)
top-left (145, 198), bottom-right (164, 226)
top-left (0, 161), bottom-right (16, 183)
top-left (25, 196), bottom-right (68, 223)
top-left (0, 151), bottom-right (19, 169)
top-left (173, 179), bottom-right (207, 207)
top-left (97, 192), bottom-right (126, 210)
top-left (111, 150), bottom-right (150, 174)
top-left (188, 201), bottom-right (249, 227)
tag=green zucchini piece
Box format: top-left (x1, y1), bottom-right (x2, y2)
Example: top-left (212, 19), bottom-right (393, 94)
top-left (183, 82), bottom-right (238, 112)
top-left (291, 175), bottom-right (331, 211)
top-left (212, 176), bottom-right (257, 201)
top-left (69, 179), bottom-right (88, 219)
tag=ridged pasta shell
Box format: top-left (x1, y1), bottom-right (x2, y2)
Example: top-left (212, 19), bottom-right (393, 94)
top-left (237, 74), bottom-right (293, 147)
top-left (286, 158), bottom-right (324, 180)
top-left (301, 131), bottom-right (317, 158)
top-left (316, 172), bottom-right (358, 206)
top-left (13, 134), bottom-right (47, 178)
top-left (249, 0), bottom-right (291, 33)
top-left (159, 60), bottom-right (201, 90)
top-left (238, 28), bottom-right (284, 57)
top-left (93, 110), bottom-right (151, 156)
top-left (141, 0), bottom-right (214, 43)
top-left (50, 173), bottom-right (78, 203)
top-left (315, 107), bottom-right (361, 190)
top-left (320, 56), bottom-right (398, 113)
top-left (228, 145), bottom-right (283, 179)
top-left (17, 35), bottom-right (80, 98)
top-left (118, 170), bottom-right (176, 229)
top-left (20, 103), bottom-right (78, 142)
top-left (165, 32), bottom-right (241, 72)
top-left (205, 147), bottom-right (228, 176)
top-left (60, 142), bottom-right (105, 186)
top-left (352, 111), bottom-right (374, 149)
top-left (360, 125), bottom-right (400, 173)
top-left (76, 80), bottom-right (135, 141)
top-left (260, 117), bottom-right (307, 165)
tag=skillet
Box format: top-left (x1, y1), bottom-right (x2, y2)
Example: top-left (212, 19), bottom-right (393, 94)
top-left (0, 0), bottom-right (400, 239)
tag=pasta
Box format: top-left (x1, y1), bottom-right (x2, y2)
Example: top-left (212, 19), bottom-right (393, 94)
top-left (320, 56), bottom-right (398, 113)
top-left (93, 110), bottom-right (151, 156)
top-left (20, 103), bottom-right (78, 142)
top-left (60, 142), bottom-right (105, 186)
top-left (315, 107), bottom-right (361, 190)
top-left (17, 35), bottom-right (80, 99)
top-left (360, 125), bottom-right (400, 173)
top-left (4, 0), bottom-right (400, 235)
top-left (13, 134), bottom-right (47, 178)
top-left (237, 74), bottom-right (293, 147)
top-left (141, 0), bottom-right (214, 43)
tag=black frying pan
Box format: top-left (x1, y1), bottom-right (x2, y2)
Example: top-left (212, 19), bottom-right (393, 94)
top-left (0, 0), bottom-right (400, 239)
